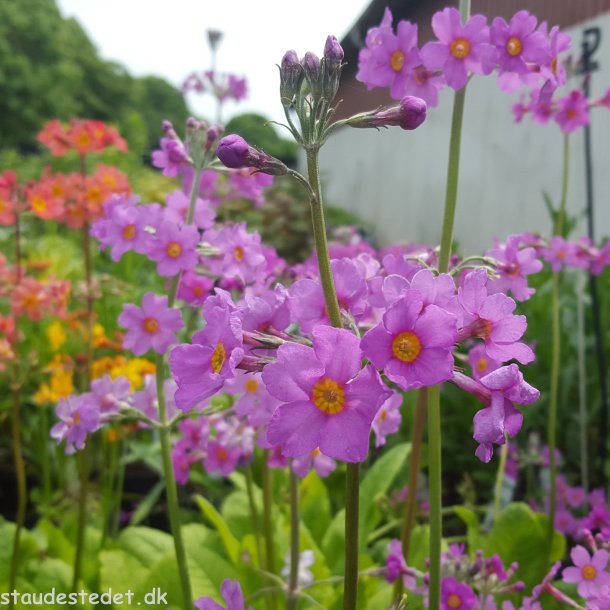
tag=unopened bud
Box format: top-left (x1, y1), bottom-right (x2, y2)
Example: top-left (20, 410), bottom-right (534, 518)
top-left (217, 134), bottom-right (288, 176)
top-left (347, 96), bottom-right (427, 131)
top-left (206, 124), bottom-right (224, 151)
top-left (324, 35), bottom-right (344, 63)
top-left (279, 50), bottom-right (305, 107)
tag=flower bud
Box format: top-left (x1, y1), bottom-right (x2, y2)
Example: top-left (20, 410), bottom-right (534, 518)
top-left (324, 35), bottom-right (344, 63)
top-left (217, 134), bottom-right (288, 176)
top-left (347, 97), bottom-right (427, 131)
top-left (279, 50), bottom-right (305, 107)
top-left (206, 124), bottom-right (224, 151)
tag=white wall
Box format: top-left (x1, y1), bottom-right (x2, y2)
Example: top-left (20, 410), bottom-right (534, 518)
top-left (316, 12), bottom-right (610, 254)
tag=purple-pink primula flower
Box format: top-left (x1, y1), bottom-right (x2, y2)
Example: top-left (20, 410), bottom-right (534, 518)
top-left (194, 579), bottom-right (253, 610)
top-left (103, 203), bottom-right (151, 262)
top-left (292, 448), bottom-right (337, 479)
top-left (421, 8), bottom-right (495, 90)
top-left (118, 292), bottom-right (184, 356)
top-left (386, 539), bottom-right (417, 590)
top-left (457, 269), bottom-right (534, 364)
top-left (357, 17), bottom-right (422, 99)
top-left (146, 220), bottom-right (199, 277)
top-left (90, 374), bottom-right (131, 419)
top-left (441, 576), bottom-right (477, 610)
top-left (169, 298), bottom-right (244, 411)
top-left (361, 290), bottom-right (457, 391)
top-left (491, 11), bottom-right (551, 75)
top-left (562, 546), bottom-right (610, 599)
top-left (51, 394), bottom-right (100, 454)
top-left (372, 391), bottom-right (403, 447)
top-left (151, 137), bottom-right (188, 177)
top-left (555, 89), bottom-right (590, 133)
top-left (262, 326), bottom-right (391, 462)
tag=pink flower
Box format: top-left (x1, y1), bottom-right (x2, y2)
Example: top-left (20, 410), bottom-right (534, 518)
top-left (491, 11), bottom-right (550, 75)
top-left (562, 546), bottom-right (610, 599)
top-left (421, 8), bottom-right (495, 90)
top-left (194, 579), bottom-right (252, 610)
top-left (292, 448), bottom-right (337, 478)
top-left (457, 269), bottom-right (534, 364)
top-left (555, 89), bottom-right (590, 133)
top-left (356, 15), bottom-right (421, 99)
top-left (151, 136), bottom-right (188, 177)
top-left (169, 296), bottom-right (244, 411)
top-left (204, 440), bottom-right (241, 476)
top-left (103, 203), bottom-right (150, 262)
top-left (262, 326), bottom-right (391, 462)
top-left (118, 292), bottom-right (184, 356)
top-left (372, 391), bottom-right (403, 447)
top-left (146, 220), bottom-right (199, 277)
top-left (361, 291), bottom-right (457, 391)
top-left (51, 395), bottom-right (100, 454)
top-left (441, 576), bottom-right (477, 610)
top-left (90, 374), bottom-right (131, 419)
top-left (164, 189), bottom-right (215, 230)
top-left (177, 271), bottom-right (214, 305)
top-left (386, 539), bottom-right (417, 590)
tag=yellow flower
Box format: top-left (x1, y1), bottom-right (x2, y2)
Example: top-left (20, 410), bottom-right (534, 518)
top-left (46, 320), bottom-right (67, 352)
top-left (33, 369), bottom-right (73, 405)
top-left (91, 355), bottom-right (154, 390)
top-left (123, 358), bottom-right (156, 390)
top-left (93, 323), bottom-right (107, 348)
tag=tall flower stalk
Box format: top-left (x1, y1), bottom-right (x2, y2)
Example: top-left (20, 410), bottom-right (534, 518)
top-left (547, 134), bottom-right (570, 552)
top-left (9, 200), bottom-right (26, 610)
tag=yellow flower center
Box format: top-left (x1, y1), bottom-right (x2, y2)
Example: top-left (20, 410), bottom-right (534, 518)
top-left (211, 342), bottom-right (226, 374)
top-left (234, 246), bottom-right (245, 262)
top-left (390, 50), bottom-right (405, 72)
top-left (506, 36), bottom-right (522, 56)
top-left (122, 224), bottom-right (136, 240)
top-left (73, 412), bottom-right (81, 426)
top-left (311, 378), bottom-right (346, 414)
top-left (193, 285), bottom-right (204, 297)
top-left (75, 132), bottom-right (92, 148)
top-left (475, 357), bottom-right (488, 374)
top-left (582, 564), bottom-right (597, 580)
top-left (166, 241), bottom-right (182, 258)
top-left (551, 57), bottom-right (558, 75)
top-left (142, 318), bottom-right (159, 334)
top-left (217, 447), bottom-right (229, 461)
top-left (391, 331), bottom-right (421, 362)
top-left (245, 378), bottom-right (259, 393)
top-left (447, 594), bottom-right (462, 608)
top-left (450, 37), bottom-right (471, 59)
top-left (312, 448), bottom-right (322, 457)
top-left (379, 408), bottom-right (388, 422)
top-left (30, 196), bottom-right (48, 212)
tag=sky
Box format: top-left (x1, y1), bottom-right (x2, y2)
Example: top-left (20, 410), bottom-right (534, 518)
top-left (56, 0), bottom-right (372, 129)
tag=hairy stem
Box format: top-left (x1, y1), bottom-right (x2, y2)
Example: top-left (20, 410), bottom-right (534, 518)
top-left (287, 467), bottom-right (300, 610)
top-left (261, 452), bottom-right (278, 610)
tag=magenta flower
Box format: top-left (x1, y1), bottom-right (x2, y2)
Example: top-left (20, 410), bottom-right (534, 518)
top-left (441, 576), bottom-right (477, 610)
top-left (165, 189), bottom-right (215, 230)
top-left (227, 170), bottom-right (274, 208)
top-left (118, 292), bottom-right (184, 356)
top-left (457, 269), bottom-right (534, 364)
top-left (555, 89), bottom-right (590, 133)
top-left (358, 19), bottom-right (422, 99)
top-left (146, 220), bottom-right (199, 277)
top-left (540, 24), bottom-right (571, 89)
top-left (131, 374), bottom-right (182, 422)
top-left (151, 137), bottom-right (188, 177)
top-left (562, 546), bottom-right (610, 599)
top-left (204, 440), bottom-right (241, 476)
top-left (386, 539), bottom-right (417, 590)
top-left (361, 291), bottom-right (457, 391)
top-left (262, 326), bottom-right (391, 462)
top-left (372, 391), bottom-right (403, 447)
top-left (51, 394), bottom-right (100, 454)
top-left (103, 203), bottom-right (150, 262)
top-left (421, 8), bottom-right (495, 90)
top-left (541, 236), bottom-right (576, 272)
top-left (194, 579), bottom-right (252, 610)
top-left (491, 11), bottom-right (550, 75)
top-left (177, 271), bottom-right (214, 305)
top-left (468, 343), bottom-right (500, 381)
top-left (169, 298), bottom-right (244, 411)
top-left (486, 234), bottom-right (543, 301)
top-left (90, 374), bottom-right (131, 419)
top-left (216, 134), bottom-right (287, 175)
top-left (292, 448), bottom-right (337, 478)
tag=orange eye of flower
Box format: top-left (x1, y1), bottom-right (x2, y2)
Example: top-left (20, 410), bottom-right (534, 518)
top-left (312, 378), bottom-right (345, 414)
top-left (142, 318), bottom-right (159, 334)
top-left (234, 246), bottom-right (245, 262)
top-left (582, 564), bottom-right (597, 580)
top-left (450, 37), bottom-right (471, 59)
top-left (506, 36), bottom-right (522, 56)
top-left (390, 50), bottom-right (405, 72)
top-left (245, 378), bottom-right (259, 393)
top-left (211, 342), bottom-right (226, 374)
top-left (447, 594), bottom-right (462, 608)
top-left (391, 331), bottom-right (421, 362)
top-left (166, 242), bottom-right (182, 258)
top-left (122, 224), bottom-right (136, 240)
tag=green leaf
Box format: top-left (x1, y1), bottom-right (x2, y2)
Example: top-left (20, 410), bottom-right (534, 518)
top-left (359, 443), bottom-right (411, 547)
top-left (299, 471), bottom-right (332, 545)
top-left (129, 481), bottom-right (164, 526)
top-left (453, 506), bottom-right (483, 556)
top-left (485, 502), bottom-right (565, 590)
top-left (321, 509), bottom-right (346, 574)
top-left (115, 526), bottom-right (173, 568)
top-left (35, 519), bottom-right (74, 565)
top-left (195, 495), bottom-right (240, 565)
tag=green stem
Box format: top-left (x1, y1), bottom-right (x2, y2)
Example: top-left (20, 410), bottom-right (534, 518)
top-left (72, 444), bottom-right (91, 590)
top-left (40, 406), bottom-right (52, 506)
top-left (576, 274), bottom-right (589, 499)
top-left (245, 465), bottom-right (264, 567)
top-left (493, 439), bottom-right (509, 520)
top-left (110, 440), bottom-right (126, 540)
top-left (101, 433), bottom-right (119, 548)
top-left (287, 467), bottom-right (300, 610)
top-left (547, 134), bottom-right (569, 554)
top-left (261, 453), bottom-right (278, 610)
top-left (156, 354), bottom-right (192, 608)
top-left (428, 8), bottom-right (469, 605)
top-left (9, 210), bottom-right (26, 610)
top-left (304, 147), bottom-right (360, 610)
top-left (394, 389), bottom-right (427, 600)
